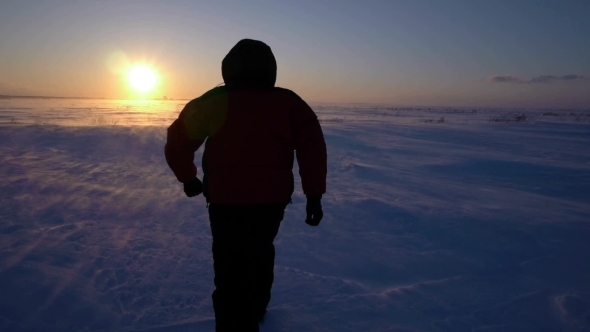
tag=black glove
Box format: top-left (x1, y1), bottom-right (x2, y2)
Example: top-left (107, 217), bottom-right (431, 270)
top-left (305, 196), bottom-right (323, 226)
top-left (183, 177), bottom-right (203, 197)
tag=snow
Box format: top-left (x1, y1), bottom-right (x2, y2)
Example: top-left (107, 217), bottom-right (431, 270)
top-left (1, 98), bottom-right (589, 331)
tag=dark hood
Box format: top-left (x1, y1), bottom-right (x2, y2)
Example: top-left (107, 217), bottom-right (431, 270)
top-left (222, 39), bottom-right (277, 87)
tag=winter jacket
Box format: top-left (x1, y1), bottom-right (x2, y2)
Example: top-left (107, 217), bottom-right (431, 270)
top-left (165, 39), bottom-right (327, 204)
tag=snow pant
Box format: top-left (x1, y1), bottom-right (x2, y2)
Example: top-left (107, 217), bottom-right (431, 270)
top-left (208, 202), bottom-right (286, 332)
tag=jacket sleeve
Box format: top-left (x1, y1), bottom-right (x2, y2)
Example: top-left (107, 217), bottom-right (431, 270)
top-left (164, 102), bottom-right (207, 183)
top-left (292, 98), bottom-right (327, 198)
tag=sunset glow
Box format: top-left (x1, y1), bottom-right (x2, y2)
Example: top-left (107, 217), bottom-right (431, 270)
top-left (0, 2), bottom-right (589, 106)
top-left (128, 65), bottom-right (157, 93)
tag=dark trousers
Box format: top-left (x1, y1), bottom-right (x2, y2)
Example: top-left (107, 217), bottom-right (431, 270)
top-left (208, 203), bottom-right (286, 332)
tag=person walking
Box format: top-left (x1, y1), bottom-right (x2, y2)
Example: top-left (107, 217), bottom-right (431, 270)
top-left (165, 39), bottom-right (327, 332)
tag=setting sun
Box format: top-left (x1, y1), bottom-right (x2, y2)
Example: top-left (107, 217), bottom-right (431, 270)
top-left (128, 65), bottom-right (157, 93)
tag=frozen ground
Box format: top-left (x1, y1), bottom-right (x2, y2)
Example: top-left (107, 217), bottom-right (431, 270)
top-left (0, 98), bottom-right (589, 331)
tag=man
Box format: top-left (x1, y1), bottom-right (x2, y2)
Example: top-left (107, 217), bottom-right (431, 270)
top-left (164, 39), bottom-right (327, 332)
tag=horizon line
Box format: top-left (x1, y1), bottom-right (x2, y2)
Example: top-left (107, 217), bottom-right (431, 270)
top-left (0, 94), bottom-right (588, 111)
top-left (0, 94), bottom-right (190, 101)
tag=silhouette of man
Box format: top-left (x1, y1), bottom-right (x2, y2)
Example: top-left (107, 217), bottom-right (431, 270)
top-left (165, 39), bottom-right (327, 332)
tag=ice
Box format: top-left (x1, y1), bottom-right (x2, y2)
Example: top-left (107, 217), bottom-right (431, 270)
top-left (0, 98), bottom-right (589, 331)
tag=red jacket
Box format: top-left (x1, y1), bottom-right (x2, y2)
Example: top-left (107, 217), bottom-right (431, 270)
top-left (165, 85), bottom-right (327, 204)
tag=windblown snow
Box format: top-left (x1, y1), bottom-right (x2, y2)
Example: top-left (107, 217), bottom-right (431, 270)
top-left (1, 98), bottom-right (589, 331)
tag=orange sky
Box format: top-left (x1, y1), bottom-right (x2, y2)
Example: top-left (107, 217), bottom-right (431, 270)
top-left (1, 1), bottom-right (589, 108)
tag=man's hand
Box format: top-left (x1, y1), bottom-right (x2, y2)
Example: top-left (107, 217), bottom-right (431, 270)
top-left (183, 177), bottom-right (203, 197)
top-left (305, 195), bottom-right (323, 226)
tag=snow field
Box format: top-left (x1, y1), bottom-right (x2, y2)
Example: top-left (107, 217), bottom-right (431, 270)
top-left (0, 100), bottom-right (589, 331)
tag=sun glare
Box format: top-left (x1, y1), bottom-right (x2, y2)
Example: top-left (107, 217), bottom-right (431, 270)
top-left (128, 65), bottom-right (157, 93)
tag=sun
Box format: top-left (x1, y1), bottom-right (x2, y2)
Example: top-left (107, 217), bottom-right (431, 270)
top-left (128, 65), bottom-right (157, 93)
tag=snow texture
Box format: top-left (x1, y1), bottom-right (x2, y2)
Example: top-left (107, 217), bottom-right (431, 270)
top-left (1, 98), bottom-right (589, 331)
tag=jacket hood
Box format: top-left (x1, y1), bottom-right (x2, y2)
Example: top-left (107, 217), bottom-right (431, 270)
top-left (222, 39), bottom-right (277, 87)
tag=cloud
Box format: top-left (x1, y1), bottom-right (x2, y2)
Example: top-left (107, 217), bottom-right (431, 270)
top-left (0, 80), bottom-right (54, 96)
top-left (488, 75), bottom-right (525, 84)
top-left (0, 80), bottom-right (38, 95)
top-left (487, 74), bottom-right (589, 85)
top-left (560, 74), bottom-right (587, 81)
top-left (529, 75), bottom-right (559, 84)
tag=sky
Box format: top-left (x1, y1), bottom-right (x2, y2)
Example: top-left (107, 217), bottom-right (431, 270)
top-left (0, 0), bottom-right (589, 108)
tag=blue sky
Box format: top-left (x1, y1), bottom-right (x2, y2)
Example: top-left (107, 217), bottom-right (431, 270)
top-left (0, 0), bottom-right (588, 107)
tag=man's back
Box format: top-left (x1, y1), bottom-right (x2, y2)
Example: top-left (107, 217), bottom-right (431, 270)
top-left (166, 85), bottom-right (326, 204)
